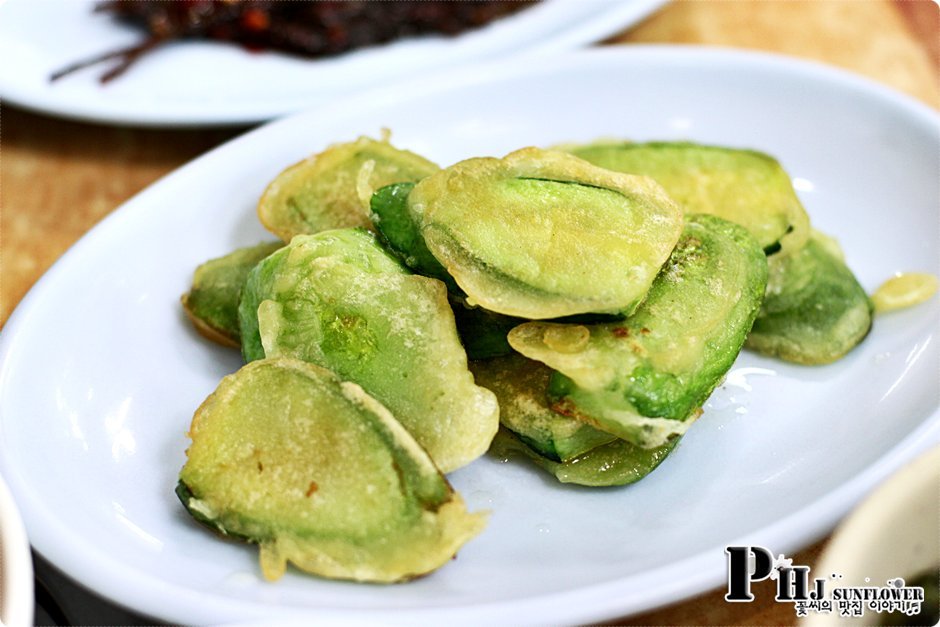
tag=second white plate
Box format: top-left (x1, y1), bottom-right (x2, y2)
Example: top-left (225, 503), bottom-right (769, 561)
top-left (0, 0), bottom-right (664, 126)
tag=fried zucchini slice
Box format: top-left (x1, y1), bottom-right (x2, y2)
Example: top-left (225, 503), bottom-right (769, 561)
top-left (177, 357), bottom-right (486, 583)
top-left (370, 181), bottom-right (521, 359)
top-left (490, 428), bottom-right (678, 487)
top-left (238, 228), bottom-right (499, 473)
top-left (566, 141), bottom-right (810, 255)
top-left (509, 214), bottom-right (768, 448)
top-left (258, 135), bottom-right (439, 241)
top-left (181, 241), bottom-right (282, 347)
top-left (408, 147), bottom-right (684, 319)
top-left (746, 231), bottom-right (873, 364)
top-left (470, 353), bottom-right (615, 462)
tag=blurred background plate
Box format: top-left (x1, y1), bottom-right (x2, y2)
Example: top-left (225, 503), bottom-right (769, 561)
top-left (0, 473), bottom-right (33, 627)
top-left (804, 445), bottom-right (940, 627)
top-left (0, 0), bottom-right (665, 127)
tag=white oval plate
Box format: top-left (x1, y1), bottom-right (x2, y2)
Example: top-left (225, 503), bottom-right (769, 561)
top-left (0, 47), bottom-right (938, 625)
top-left (0, 0), bottom-right (664, 127)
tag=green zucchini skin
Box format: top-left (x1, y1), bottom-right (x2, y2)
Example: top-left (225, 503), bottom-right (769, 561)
top-left (369, 182), bottom-right (456, 289)
top-left (470, 353), bottom-right (616, 463)
top-left (181, 241), bottom-right (282, 347)
top-left (258, 135), bottom-right (439, 242)
top-left (566, 141), bottom-right (810, 255)
top-left (238, 228), bottom-right (499, 473)
top-left (450, 296), bottom-right (522, 360)
top-left (564, 141), bottom-right (873, 364)
top-left (509, 214), bottom-right (768, 448)
top-left (408, 147), bottom-right (684, 319)
top-left (746, 233), bottom-right (873, 364)
top-left (175, 480), bottom-right (253, 543)
top-left (490, 428), bottom-right (678, 487)
top-left (178, 357), bottom-right (485, 583)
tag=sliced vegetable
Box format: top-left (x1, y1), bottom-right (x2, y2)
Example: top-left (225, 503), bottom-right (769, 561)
top-left (181, 241), bottom-right (282, 347)
top-left (746, 232), bottom-right (873, 364)
top-left (238, 228), bottom-right (499, 473)
top-left (408, 147), bottom-right (684, 319)
top-left (178, 357), bottom-right (486, 583)
top-left (258, 135), bottom-right (439, 241)
top-left (490, 428), bottom-right (678, 487)
top-left (566, 141), bottom-right (810, 255)
top-left (509, 214), bottom-right (768, 447)
top-left (470, 353), bottom-right (615, 462)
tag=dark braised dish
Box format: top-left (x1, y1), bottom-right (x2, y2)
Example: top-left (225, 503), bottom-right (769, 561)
top-left (52, 0), bottom-right (537, 82)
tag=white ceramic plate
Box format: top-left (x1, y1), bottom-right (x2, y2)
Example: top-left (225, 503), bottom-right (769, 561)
top-left (0, 473), bottom-right (33, 627)
top-left (0, 0), bottom-right (664, 127)
top-left (0, 47), bottom-right (938, 625)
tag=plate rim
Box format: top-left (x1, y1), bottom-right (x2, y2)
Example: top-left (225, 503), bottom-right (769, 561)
top-left (1, 45), bottom-right (939, 624)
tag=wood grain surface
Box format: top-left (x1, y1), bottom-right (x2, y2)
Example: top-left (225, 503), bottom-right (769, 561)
top-left (1, 1), bottom-right (937, 625)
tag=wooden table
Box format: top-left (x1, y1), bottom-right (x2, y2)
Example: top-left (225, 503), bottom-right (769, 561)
top-left (2, 1), bottom-right (937, 625)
